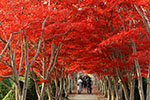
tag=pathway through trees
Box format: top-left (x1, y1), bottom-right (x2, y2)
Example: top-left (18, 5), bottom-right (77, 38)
top-left (68, 85), bottom-right (107, 100)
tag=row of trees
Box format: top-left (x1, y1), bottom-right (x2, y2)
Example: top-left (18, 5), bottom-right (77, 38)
top-left (0, 0), bottom-right (150, 100)
top-left (0, 0), bottom-right (81, 100)
top-left (89, 0), bottom-right (150, 100)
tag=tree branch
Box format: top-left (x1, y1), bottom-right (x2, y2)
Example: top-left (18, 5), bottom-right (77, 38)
top-left (0, 34), bottom-right (13, 59)
top-left (0, 80), bottom-right (15, 91)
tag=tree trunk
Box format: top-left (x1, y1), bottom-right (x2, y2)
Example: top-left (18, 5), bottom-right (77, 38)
top-left (98, 80), bottom-right (101, 91)
top-left (116, 70), bottom-right (129, 100)
top-left (37, 83), bottom-right (47, 100)
top-left (100, 80), bottom-right (102, 91)
top-left (63, 78), bottom-right (67, 97)
top-left (15, 85), bottom-right (21, 100)
top-left (34, 79), bottom-right (47, 100)
top-left (146, 65), bottom-right (150, 100)
top-left (112, 77), bottom-right (119, 100)
top-left (67, 77), bottom-right (71, 94)
top-left (71, 78), bottom-right (74, 91)
top-left (118, 85), bottom-right (123, 100)
top-left (104, 79), bottom-right (107, 97)
top-left (129, 78), bottom-right (135, 100)
top-left (47, 85), bottom-right (53, 100)
top-left (120, 81), bottom-right (129, 100)
top-left (110, 87), bottom-right (115, 100)
top-left (107, 88), bottom-right (111, 100)
top-left (63, 78), bottom-right (69, 99)
top-left (106, 76), bottom-right (115, 100)
top-left (132, 41), bottom-right (145, 100)
top-left (134, 59), bottom-right (145, 100)
top-left (69, 78), bottom-right (72, 93)
top-left (55, 78), bottom-right (59, 100)
top-left (57, 78), bottom-right (64, 100)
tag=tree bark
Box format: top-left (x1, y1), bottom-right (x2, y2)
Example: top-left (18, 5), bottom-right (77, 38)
top-left (104, 79), bottom-right (107, 97)
top-left (118, 85), bottom-right (123, 100)
top-left (15, 85), bottom-right (21, 100)
top-left (129, 77), bottom-right (135, 100)
top-left (146, 65), bottom-right (150, 100)
top-left (132, 41), bottom-right (145, 100)
top-left (116, 70), bottom-right (129, 100)
top-left (106, 76), bottom-right (115, 100)
top-left (112, 76), bottom-right (119, 100)
top-left (107, 87), bottom-right (111, 100)
top-left (47, 83), bottom-right (53, 100)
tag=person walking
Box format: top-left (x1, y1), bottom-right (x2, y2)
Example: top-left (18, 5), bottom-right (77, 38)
top-left (86, 76), bottom-right (93, 94)
top-left (82, 75), bottom-right (87, 88)
top-left (77, 76), bottom-right (83, 94)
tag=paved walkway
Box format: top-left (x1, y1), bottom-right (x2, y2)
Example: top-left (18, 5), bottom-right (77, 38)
top-left (68, 85), bottom-right (107, 100)
top-left (69, 94), bottom-right (98, 100)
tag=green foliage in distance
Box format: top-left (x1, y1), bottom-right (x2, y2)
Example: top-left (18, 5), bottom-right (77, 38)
top-left (0, 79), bottom-right (12, 100)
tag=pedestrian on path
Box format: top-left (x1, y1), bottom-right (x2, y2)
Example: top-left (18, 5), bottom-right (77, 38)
top-left (82, 75), bottom-right (87, 88)
top-left (77, 76), bottom-right (83, 94)
top-left (86, 75), bottom-right (93, 94)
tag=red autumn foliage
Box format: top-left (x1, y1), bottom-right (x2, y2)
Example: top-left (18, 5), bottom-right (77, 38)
top-left (0, 0), bottom-right (150, 84)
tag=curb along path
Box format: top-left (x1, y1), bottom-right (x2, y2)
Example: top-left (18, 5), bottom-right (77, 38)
top-left (68, 85), bottom-right (107, 100)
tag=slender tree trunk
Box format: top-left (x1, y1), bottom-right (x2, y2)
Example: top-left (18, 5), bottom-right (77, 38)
top-left (95, 76), bottom-right (98, 88)
top-left (100, 80), bottom-right (103, 94)
top-left (8, 40), bottom-right (21, 100)
top-left (21, 66), bottom-right (30, 100)
top-left (112, 77), bottom-right (119, 100)
top-left (15, 85), bottom-right (21, 100)
top-left (110, 79), bottom-right (115, 100)
top-left (116, 70), bottom-right (129, 100)
top-left (54, 76), bottom-right (59, 100)
top-left (64, 75), bottom-right (70, 98)
top-left (110, 87), bottom-right (115, 100)
top-left (40, 84), bottom-right (47, 100)
top-left (104, 79), bottom-right (107, 97)
top-left (99, 80), bottom-right (102, 92)
top-left (34, 79), bottom-right (47, 100)
top-left (56, 78), bottom-right (64, 100)
top-left (72, 78), bottom-right (75, 90)
top-left (134, 59), bottom-right (145, 100)
top-left (35, 83), bottom-right (47, 100)
top-left (130, 78), bottom-right (135, 100)
top-left (54, 68), bottom-right (65, 100)
top-left (68, 77), bottom-right (71, 94)
top-left (22, 38), bottom-right (29, 100)
top-left (63, 78), bottom-right (68, 98)
top-left (146, 65), bottom-right (150, 100)
top-left (132, 41), bottom-right (145, 100)
top-left (98, 80), bottom-right (101, 91)
top-left (106, 76), bottom-right (115, 100)
top-left (34, 81), bottom-right (40, 100)
top-left (107, 88), bottom-right (111, 100)
top-left (120, 81), bottom-right (129, 100)
top-left (47, 85), bottom-right (53, 100)
top-left (128, 65), bottom-right (136, 100)
top-left (69, 77), bottom-right (72, 93)
top-left (58, 83), bottom-right (63, 100)
top-left (118, 85), bottom-right (123, 100)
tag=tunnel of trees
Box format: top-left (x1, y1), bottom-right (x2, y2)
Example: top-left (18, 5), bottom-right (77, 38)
top-left (0, 0), bottom-right (150, 100)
